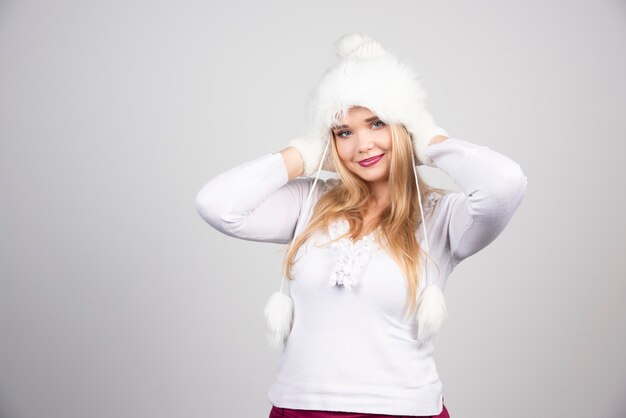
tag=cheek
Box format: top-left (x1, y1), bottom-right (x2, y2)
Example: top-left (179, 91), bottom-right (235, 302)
top-left (377, 130), bottom-right (392, 149)
top-left (335, 140), bottom-right (353, 161)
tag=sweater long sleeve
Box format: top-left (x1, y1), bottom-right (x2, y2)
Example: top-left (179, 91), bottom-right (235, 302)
top-left (423, 138), bottom-right (528, 267)
top-left (194, 152), bottom-right (333, 245)
top-left (195, 137), bottom-right (527, 416)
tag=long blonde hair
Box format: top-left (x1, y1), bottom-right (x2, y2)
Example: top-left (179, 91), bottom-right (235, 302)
top-left (282, 124), bottom-right (448, 318)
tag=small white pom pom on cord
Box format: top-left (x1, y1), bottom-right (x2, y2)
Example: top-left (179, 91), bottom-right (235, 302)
top-left (263, 290), bottom-right (295, 348)
top-left (416, 284), bottom-right (447, 341)
top-left (263, 136), bottom-right (331, 349)
top-left (412, 155), bottom-right (448, 342)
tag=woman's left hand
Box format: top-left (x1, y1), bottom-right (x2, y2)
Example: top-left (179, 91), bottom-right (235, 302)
top-left (412, 107), bottom-right (449, 167)
top-left (429, 134), bottom-right (449, 145)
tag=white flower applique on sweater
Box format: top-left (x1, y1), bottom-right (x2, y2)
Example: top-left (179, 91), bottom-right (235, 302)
top-left (327, 218), bottom-right (382, 290)
top-left (323, 193), bottom-right (440, 290)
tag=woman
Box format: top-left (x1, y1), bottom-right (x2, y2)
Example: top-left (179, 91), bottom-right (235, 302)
top-left (195, 33), bottom-right (528, 418)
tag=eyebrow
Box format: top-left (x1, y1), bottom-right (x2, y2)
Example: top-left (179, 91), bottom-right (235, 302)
top-left (332, 116), bottom-right (380, 130)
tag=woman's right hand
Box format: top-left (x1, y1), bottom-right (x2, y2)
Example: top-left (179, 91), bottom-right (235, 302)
top-left (279, 146), bottom-right (305, 181)
top-left (288, 135), bottom-right (327, 177)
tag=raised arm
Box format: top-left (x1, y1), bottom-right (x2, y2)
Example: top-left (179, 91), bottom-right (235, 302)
top-left (424, 137), bottom-right (528, 268)
top-left (194, 147), bottom-right (325, 244)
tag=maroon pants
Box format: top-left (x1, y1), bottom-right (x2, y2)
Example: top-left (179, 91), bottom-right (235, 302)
top-left (268, 399), bottom-right (450, 418)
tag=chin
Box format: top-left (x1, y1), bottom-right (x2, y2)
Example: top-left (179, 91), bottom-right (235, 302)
top-left (355, 168), bottom-right (390, 183)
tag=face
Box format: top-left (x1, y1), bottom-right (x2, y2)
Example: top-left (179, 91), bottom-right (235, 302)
top-left (332, 107), bottom-right (392, 184)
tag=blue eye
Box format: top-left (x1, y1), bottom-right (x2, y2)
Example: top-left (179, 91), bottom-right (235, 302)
top-left (337, 120), bottom-right (385, 138)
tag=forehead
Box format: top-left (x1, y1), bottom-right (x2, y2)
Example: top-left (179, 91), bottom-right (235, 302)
top-left (331, 106), bottom-right (378, 129)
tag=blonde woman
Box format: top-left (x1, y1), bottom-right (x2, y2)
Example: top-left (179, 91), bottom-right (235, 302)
top-left (195, 34), bottom-right (528, 418)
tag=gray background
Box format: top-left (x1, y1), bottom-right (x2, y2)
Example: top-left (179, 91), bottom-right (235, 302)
top-left (1, 0), bottom-right (625, 417)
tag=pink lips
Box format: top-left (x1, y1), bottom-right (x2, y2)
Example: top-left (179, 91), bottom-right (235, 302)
top-left (358, 154), bottom-right (384, 167)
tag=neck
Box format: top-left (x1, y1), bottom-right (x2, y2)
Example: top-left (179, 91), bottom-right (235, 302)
top-left (367, 179), bottom-right (390, 209)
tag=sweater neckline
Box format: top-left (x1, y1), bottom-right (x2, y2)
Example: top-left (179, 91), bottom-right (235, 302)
top-left (329, 218), bottom-right (381, 245)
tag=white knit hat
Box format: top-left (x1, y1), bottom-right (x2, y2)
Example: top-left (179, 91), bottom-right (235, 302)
top-left (290, 33), bottom-right (449, 175)
top-left (264, 33), bottom-right (448, 349)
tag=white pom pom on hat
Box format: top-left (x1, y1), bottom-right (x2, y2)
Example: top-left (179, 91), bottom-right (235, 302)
top-left (334, 33), bottom-right (387, 59)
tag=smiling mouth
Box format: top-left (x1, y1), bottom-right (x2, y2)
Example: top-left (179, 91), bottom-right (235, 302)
top-left (358, 154), bottom-right (384, 167)
top-left (359, 154), bottom-right (384, 163)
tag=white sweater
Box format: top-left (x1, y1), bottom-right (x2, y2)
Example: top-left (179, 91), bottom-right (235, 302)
top-left (195, 138), bottom-right (528, 416)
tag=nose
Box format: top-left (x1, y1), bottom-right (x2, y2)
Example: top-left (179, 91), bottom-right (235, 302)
top-left (356, 132), bottom-right (375, 153)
